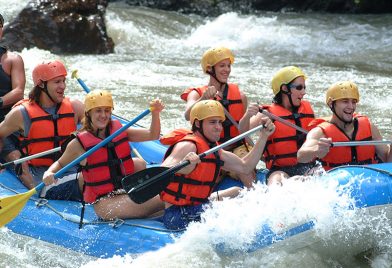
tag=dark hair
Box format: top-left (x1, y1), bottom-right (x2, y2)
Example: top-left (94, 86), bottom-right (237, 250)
top-left (28, 85), bottom-right (43, 105)
top-left (272, 91), bottom-right (283, 104)
top-left (0, 13), bottom-right (4, 27)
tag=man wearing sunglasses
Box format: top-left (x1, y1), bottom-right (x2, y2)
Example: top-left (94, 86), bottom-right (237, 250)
top-left (241, 66), bottom-right (317, 186)
top-left (0, 13), bottom-right (26, 163)
top-left (297, 81), bottom-right (390, 168)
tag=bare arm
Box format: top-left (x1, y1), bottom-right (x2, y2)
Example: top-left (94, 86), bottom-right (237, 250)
top-left (184, 87), bottom-right (218, 121)
top-left (0, 107), bottom-right (24, 138)
top-left (297, 127), bottom-right (332, 163)
top-left (370, 122), bottom-right (389, 162)
top-left (161, 141), bottom-right (198, 174)
top-left (127, 99), bottom-right (164, 142)
top-left (70, 99), bottom-right (85, 124)
top-left (42, 138), bottom-right (85, 186)
top-left (239, 103), bottom-right (259, 133)
top-left (222, 117), bottom-right (275, 174)
top-left (1, 53), bottom-right (25, 107)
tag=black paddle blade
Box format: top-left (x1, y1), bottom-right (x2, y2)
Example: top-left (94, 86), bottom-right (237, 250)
top-left (122, 166), bottom-right (171, 204)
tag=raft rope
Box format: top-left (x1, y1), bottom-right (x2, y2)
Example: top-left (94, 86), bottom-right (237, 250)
top-left (0, 183), bottom-right (184, 232)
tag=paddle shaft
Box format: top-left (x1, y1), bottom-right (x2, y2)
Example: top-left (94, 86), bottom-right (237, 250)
top-left (332, 140), bottom-right (391, 147)
top-left (72, 70), bottom-right (140, 124)
top-left (35, 108), bottom-right (151, 192)
top-left (128, 123), bottom-right (266, 193)
top-left (259, 107), bottom-right (309, 134)
top-left (0, 147), bottom-right (61, 168)
top-left (222, 106), bottom-right (255, 146)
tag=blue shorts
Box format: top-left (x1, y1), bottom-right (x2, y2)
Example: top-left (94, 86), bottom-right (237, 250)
top-left (162, 204), bottom-right (206, 230)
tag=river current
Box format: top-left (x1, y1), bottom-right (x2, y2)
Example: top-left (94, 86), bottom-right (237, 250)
top-left (1, 1), bottom-right (392, 267)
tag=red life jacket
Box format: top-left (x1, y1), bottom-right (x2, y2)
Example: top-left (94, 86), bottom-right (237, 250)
top-left (263, 100), bottom-right (315, 169)
top-left (181, 83), bottom-right (245, 143)
top-left (317, 115), bottom-right (378, 170)
top-left (77, 120), bottom-right (134, 203)
top-left (160, 129), bottom-right (224, 206)
top-left (16, 98), bottom-right (76, 166)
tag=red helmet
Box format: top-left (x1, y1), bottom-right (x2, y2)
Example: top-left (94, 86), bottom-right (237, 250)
top-left (32, 60), bottom-right (67, 86)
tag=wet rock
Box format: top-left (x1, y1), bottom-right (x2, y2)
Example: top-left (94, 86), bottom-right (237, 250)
top-left (2, 0), bottom-right (114, 54)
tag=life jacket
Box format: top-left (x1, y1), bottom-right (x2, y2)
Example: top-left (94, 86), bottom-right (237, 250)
top-left (77, 119), bottom-right (135, 204)
top-left (181, 83), bottom-right (245, 144)
top-left (263, 100), bottom-right (315, 169)
top-left (316, 115), bottom-right (378, 170)
top-left (160, 129), bottom-right (224, 206)
top-left (17, 98), bottom-right (76, 166)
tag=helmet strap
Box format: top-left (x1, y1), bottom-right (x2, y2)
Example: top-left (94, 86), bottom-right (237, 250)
top-left (207, 68), bottom-right (226, 90)
top-left (281, 84), bottom-right (297, 112)
top-left (330, 101), bottom-right (352, 126)
top-left (41, 82), bottom-right (56, 104)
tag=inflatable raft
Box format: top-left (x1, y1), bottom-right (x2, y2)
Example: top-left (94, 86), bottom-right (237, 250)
top-left (1, 136), bottom-right (392, 258)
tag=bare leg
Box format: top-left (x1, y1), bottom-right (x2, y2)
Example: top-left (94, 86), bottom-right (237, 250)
top-left (93, 194), bottom-right (164, 220)
top-left (267, 171), bottom-right (289, 186)
top-left (133, 157), bottom-right (146, 173)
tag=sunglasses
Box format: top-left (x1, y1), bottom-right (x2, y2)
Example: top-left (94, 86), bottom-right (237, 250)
top-left (288, 83), bottom-right (306, 91)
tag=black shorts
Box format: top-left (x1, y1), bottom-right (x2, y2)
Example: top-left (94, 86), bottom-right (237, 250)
top-left (266, 162), bottom-right (318, 180)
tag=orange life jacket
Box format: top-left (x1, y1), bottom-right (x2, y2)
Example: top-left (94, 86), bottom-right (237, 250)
top-left (263, 100), bottom-right (315, 169)
top-left (317, 115), bottom-right (378, 170)
top-left (160, 129), bottom-right (224, 206)
top-left (181, 83), bottom-right (245, 143)
top-left (77, 120), bottom-right (135, 203)
top-left (17, 98), bottom-right (76, 166)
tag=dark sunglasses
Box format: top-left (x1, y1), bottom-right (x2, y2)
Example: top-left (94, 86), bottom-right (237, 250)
top-left (288, 83), bottom-right (306, 91)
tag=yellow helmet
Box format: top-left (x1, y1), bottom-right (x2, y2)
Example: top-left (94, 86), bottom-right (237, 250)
top-left (201, 46), bottom-right (234, 73)
top-left (84, 90), bottom-right (114, 112)
top-left (326, 81), bottom-right (360, 105)
top-left (271, 66), bottom-right (306, 95)
top-left (190, 100), bottom-right (225, 125)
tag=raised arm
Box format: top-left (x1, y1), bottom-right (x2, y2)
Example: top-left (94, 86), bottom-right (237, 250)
top-left (127, 99), bottom-right (164, 142)
top-left (221, 117), bottom-right (274, 175)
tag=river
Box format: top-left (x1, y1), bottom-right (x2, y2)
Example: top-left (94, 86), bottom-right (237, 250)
top-left (1, 0), bottom-right (392, 267)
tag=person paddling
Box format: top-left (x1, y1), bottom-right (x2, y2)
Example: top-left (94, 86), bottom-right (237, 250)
top-left (159, 100), bottom-right (274, 230)
top-left (245, 66), bottom-right (317, 186)
top-left (0, 60), bottom-right (84, 200)
top-left (180, 46), bottom-right (256, 186)
top-left (297, 81), bottom-right (389, 168)
top-left (43, 90), bottom-right (165, 220)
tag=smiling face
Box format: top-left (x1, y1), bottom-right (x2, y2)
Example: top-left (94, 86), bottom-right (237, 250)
top-left (210, 58), bottom-right (231, 83)
top-left (89, 106), bottom-right (112, 131)
top-left (331, 98), bottom-right (357, 123)
top-left (45, 75), bottom-right (67, 104)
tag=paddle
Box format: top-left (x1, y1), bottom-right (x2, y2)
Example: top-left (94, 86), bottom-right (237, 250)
top-left (222, 106), bottom-right (255, 146)
top-left (331, 140), bottom-right (391, 147)
top-left (0, 147), bottom-right (61, 169)
top-left (122, 123), bottom-right (267, 204)
top-left (0, 108), bottom-right (151, 227)
top-left (71, 70), bottom-right (141, 125)
top-left (258, 107), bottom-right (309, 134)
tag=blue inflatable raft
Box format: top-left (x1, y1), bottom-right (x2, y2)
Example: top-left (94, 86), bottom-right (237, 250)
top-left (1, 135), bottom-right (392, 258)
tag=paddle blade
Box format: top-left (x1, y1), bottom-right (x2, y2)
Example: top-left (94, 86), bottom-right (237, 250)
top-left (0, 188), bottom-right (37, 227)
top-left (122, 166), bottom-right (171, 204)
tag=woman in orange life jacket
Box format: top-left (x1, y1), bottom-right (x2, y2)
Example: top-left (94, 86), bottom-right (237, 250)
top-left (243, 66), bottom-right (317, 186)
top-left (160, 100), bottom-right (275, 230)
top-left (0, 60), bottom-right (85, 201)
top-left (42, 90), bottom-right (165, 220)
top-left (180, 46), bottom-right (257, 186)
top-left (297, 81), bottom-right (390, 169)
